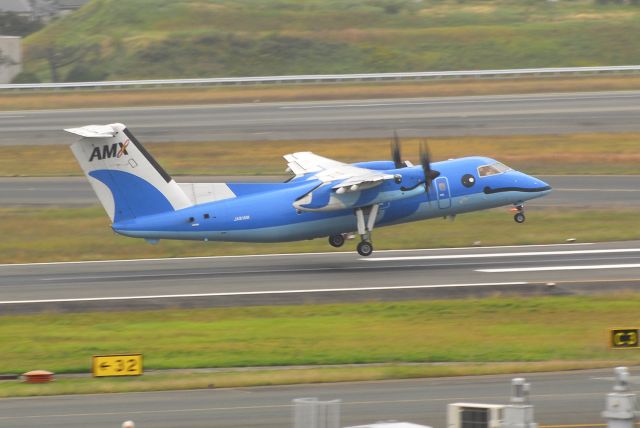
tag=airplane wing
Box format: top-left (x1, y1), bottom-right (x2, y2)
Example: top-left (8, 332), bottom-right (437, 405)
top-left (284, 152), bottom-right (416, 211)
top-left (284, 152), bottom-right (345, 175)
top-left (284, 151), bottom-right (394, 193)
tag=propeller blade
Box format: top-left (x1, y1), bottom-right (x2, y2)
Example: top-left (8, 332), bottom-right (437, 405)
top-left (419, 139), bottom-right (440, 190)
top-left (391, 131), bottom-right (403, 169)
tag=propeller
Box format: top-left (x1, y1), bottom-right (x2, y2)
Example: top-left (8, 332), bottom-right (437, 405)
top-left (393, 132), bottom-right (440, 192)
top-left (419, 139), bottom-right (440, 190)
top-left (391, 130), bottom-right (403, 169)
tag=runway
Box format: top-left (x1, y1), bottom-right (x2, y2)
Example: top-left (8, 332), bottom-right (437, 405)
top-left (2, 90), bottom-right (640, 145)
top-left (3, 241), bottom-right (640, 313)
top-left (2, 175), bottom-right (639, 207)
top-left (0, 368), bottom-right (632, 427)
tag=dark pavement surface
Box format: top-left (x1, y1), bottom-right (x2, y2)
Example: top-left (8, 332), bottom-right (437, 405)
top-left (2, 241), bottom-right (640, 313)
top-left (0, 368), bottom-right (634, 427)
top-left (2, 91), bottom-right (640, 145)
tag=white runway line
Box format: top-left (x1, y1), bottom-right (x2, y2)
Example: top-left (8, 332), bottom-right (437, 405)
top-left (0, 242), bottom-right (594, 268)
top-left (364, 248), bottom-right (640, 262)
top-left (477, 264), bottom-right (640, 273)
top-left (0, 282), bottom-right (527, 305)
top-left (279, 93), bottom-right (640, 110)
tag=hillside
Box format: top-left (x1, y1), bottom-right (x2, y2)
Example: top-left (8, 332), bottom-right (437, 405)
top-left (21, 0), bottom-right (640, 82)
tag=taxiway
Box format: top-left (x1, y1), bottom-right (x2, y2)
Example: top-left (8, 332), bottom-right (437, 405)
top-left (2, 91), bottom-right (640, 145)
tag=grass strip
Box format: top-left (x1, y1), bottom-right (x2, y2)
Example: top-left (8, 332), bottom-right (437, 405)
top-left (2, 76), bottom-right (640, 111)
top-left (1, 207), bottom-right (639, 264)
top-left (3, 132), bottom-right (640, 177)
top-left (0, 361), bottom-right (630, 398)
top-left (3, 295), bottom-right (640, 397)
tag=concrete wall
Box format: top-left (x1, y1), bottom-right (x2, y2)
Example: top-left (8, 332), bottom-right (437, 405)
top-left (0, 36), bottom-right (22, 83)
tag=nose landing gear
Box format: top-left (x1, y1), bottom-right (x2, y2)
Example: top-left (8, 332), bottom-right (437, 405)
top-left (512, 204), bottom-right (525, 223)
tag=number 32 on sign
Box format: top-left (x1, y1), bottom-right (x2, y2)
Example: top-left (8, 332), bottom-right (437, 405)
top-left (92, 354), bottom-right (143, 377)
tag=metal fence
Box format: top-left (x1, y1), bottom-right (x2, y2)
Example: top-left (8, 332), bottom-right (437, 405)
top-left (2, 65), bottom-right (640, 91)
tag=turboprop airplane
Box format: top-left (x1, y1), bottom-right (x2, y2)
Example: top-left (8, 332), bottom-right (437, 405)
top-left (66, 123), bottom-right (551, 256)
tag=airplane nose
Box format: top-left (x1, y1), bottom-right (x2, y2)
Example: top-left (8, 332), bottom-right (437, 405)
top-left (482, 171), bottom-right (552, 198)
top-left (529, 175), bottom-right (552, 193)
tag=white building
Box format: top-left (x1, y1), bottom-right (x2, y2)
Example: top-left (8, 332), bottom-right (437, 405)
top-left (0, 36), bottom-right (22, 83)
top-left (0, 0), bottom-right (89, 22)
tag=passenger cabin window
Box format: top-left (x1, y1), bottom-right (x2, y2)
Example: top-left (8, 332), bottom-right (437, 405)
top-left (204, 213), bottom-right (210, 219)
top-left (477, 162), bottom-right (511, 177)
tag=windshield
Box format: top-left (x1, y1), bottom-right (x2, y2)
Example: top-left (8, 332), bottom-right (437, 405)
top-left (477, 162), bottom-right (512, 177)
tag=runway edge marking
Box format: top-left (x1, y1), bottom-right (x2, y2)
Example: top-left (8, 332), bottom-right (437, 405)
top-left (364, 247), bottom-right (637, 262)
top-left (0, 282), bottom-right (528, 305)
top-left (478, 263), bottom-right (640, 273)
top-left (0, 242), bottom-right (595, 268)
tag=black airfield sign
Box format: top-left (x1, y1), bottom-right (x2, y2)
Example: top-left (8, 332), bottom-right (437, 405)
top-left (610, 329), bottom-right (640, 349)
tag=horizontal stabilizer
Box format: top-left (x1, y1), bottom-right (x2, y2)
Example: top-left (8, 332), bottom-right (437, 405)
top-left (65, 124), bottom-right (120, 138)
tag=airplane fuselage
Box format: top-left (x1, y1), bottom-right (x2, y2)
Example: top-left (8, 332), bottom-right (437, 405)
top-left (112, 156), bottom-right (551, 243)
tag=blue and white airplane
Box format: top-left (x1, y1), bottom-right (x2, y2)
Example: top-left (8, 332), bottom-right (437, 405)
top-left (67, 123), bottom-right (551, 256)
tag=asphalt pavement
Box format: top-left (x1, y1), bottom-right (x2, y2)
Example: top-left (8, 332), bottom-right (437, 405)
top-left (2, 90), bottom-right (640, 145)
top-left (3, 241), bottom-right (640, 313)
top-left (0, 368), bottom-right (633, 427)
top-left (1, 175), bottom-right (639, 207)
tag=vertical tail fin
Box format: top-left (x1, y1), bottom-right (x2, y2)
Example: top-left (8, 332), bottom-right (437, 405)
top-left (67, 123), bottom-right (192, 223)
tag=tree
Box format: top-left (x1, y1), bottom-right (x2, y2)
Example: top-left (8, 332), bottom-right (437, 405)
top-left (30, 43), bottom-right (94, 82)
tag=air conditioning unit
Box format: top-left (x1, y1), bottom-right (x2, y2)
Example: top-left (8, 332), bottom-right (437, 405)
top-left (447, 403), bottom-right (505, 428)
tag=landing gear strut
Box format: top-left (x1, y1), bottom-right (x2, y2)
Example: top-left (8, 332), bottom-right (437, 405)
top-left (513, 204), bottom-right (525, 224)
top-left (354, 204), bottom-right (380, 257)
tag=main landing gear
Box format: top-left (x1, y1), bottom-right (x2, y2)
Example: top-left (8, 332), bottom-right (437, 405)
top-left (355, 205), bottom-right (379, 257)
top-left (327, 205), bottom-right (380, 256)
top-left (357, 241), bottom-right (373, 257)
top-left (328, 234), bottom-right (345, 248)
top-left (512, 204), bottom-right (526, 223)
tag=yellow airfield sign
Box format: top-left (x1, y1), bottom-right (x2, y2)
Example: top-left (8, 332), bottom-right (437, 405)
top-left (610, 329), bottom-right (639, 349)
top-left (92, 354), bottom-right (143, 377)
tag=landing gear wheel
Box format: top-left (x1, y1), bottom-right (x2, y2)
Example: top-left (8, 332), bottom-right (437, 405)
top-left (514, 212), bottom-right (526, 224)
top-left (328, 234), bottom-right (345, 248)
top-left (357, 241), bottom-right (374, 257)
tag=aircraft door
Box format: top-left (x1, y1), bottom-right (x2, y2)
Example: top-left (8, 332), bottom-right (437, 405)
top-left (435, 177), bottom-right (451, 209)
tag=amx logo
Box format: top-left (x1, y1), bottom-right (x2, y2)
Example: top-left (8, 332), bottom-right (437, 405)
top-left (89, 139), bottom-right (130, 162)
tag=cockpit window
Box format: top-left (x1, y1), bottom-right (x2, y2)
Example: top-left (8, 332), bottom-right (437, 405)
top-left (477, 162), bottom-right (511, 177)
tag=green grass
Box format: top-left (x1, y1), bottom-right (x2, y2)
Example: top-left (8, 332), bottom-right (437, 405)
top-left (1, 206), bottom-right (639, 264)
top-left (3, 133), bottom-right (640, 177)
top-left (22, 0), bottom-right (640, 82)
top-left (2, 296), bottom-right (640, 397)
